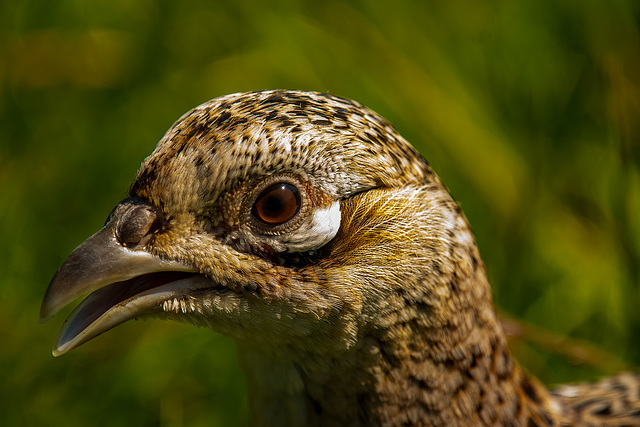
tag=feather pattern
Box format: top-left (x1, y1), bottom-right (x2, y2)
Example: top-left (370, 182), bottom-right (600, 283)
top-left (43, 90), bottom-right (639, 426)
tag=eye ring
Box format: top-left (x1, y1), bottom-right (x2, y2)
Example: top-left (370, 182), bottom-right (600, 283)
top-left (251, 183), bottom-right (301, 226)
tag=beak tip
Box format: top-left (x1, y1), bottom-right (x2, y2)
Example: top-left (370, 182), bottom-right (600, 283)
top-left (39, 300), bottom-right (56, 323)
top-left (52, 333), bottom-right (73, 357)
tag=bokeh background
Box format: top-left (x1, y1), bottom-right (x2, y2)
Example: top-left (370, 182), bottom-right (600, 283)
top-left (2, 0), bottom-right (639, 425)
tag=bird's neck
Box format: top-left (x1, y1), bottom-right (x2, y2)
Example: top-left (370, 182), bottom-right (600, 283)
top-left (235, 265), bottom-right (563, 426)
top-left (237, 340), bottom-right (378, 425)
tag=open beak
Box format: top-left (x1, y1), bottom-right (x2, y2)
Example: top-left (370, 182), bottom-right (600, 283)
top-left (41, 205), bottom-right (201, 356)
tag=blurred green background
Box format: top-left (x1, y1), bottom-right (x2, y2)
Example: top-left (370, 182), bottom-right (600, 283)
top-left (2, 0), bottom-right (639, 425)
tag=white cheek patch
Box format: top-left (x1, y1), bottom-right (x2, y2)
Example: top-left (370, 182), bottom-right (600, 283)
top-left (280, 201), bottom-right (341, 252)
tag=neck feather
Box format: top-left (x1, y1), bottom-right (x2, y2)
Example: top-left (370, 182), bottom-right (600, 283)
top-left (236, 266), bottom-right (563, 426)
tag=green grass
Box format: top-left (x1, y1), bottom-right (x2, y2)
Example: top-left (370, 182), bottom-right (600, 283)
top-left (1, 0), bottom-right (639, 425)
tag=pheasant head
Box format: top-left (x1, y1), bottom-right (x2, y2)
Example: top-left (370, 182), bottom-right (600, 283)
top-left (41, 90), bottom-right (580, 425)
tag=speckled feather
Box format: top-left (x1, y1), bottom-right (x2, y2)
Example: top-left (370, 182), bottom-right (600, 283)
top-left (131, 91), bottom-right (429, 215)
top-left (65, 91), bottom-right (640, 425)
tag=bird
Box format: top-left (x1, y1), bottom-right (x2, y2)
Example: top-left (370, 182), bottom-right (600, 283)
top-left (41, 90), bottom-right (640, 426)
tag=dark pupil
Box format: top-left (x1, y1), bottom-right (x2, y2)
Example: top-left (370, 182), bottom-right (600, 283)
top-left (263, 194), bottom-right (284, 215)
top-left (253, 183), bottom-right (300, 225)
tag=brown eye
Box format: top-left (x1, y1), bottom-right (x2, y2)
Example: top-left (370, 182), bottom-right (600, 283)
top-left (252, 183), bottom-right (301, 225)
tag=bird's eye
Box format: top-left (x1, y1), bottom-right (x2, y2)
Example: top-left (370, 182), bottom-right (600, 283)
top-left (252, 183), bottom-right (301, 225)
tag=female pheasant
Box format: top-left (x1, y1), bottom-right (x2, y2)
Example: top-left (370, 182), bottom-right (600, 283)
top-left (41, 90), bottom-right (640, 426)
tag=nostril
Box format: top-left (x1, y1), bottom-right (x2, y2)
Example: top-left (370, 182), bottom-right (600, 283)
top-left (115, 204), bottom-right (163, 247)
